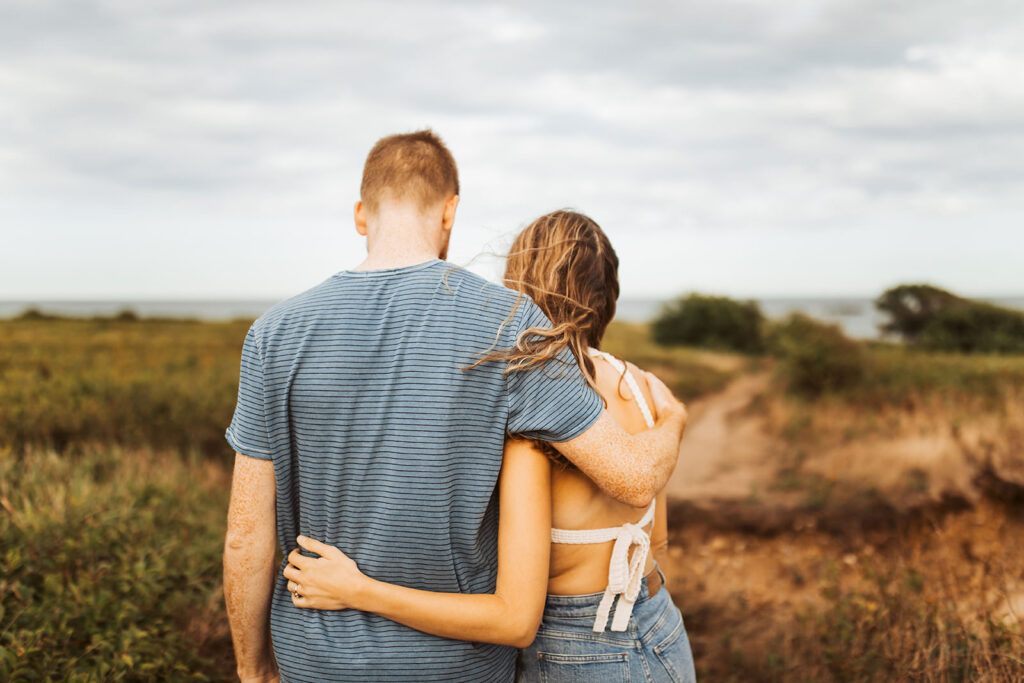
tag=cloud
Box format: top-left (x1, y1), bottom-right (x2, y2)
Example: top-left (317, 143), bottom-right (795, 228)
top-left (1, 0), bottom-right (1022, 297)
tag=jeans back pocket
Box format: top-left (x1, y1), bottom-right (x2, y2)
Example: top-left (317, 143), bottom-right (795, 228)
top-left (651, 606), bottom-right (696, 683)
top-left (537, 651), bottom-right (631, 683)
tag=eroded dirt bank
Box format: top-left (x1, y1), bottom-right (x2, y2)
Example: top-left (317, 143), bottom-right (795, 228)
top-left (657, 373), bottom-right (1024, 681)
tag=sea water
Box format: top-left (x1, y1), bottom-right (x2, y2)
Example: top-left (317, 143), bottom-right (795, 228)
top-left (3, 297), bottom-right (1023, 341)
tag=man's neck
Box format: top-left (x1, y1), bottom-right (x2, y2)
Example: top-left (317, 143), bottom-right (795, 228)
top-left (354, 205), bottom-right (448, 271)
top-left (353, 249), bottom-right (441, 272)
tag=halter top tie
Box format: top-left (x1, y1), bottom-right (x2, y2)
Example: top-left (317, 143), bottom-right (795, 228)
top-left (549, 349), bottom-right (658, 633)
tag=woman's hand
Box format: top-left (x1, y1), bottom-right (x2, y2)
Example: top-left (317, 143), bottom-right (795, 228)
top-left (283, 536), bottom-right (367, 611)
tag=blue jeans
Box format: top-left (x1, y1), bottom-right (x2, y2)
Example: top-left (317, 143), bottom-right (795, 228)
top-left (517, 570), bottom-right (697, 682)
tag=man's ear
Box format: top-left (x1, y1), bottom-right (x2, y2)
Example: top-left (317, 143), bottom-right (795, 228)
top-left (441, 195), bottom-right (459, 233)
top-left (354, 201), bottom-right (368, 236)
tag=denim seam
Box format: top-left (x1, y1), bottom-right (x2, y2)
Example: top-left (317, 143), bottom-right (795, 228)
top-left (534, 628), bottom-right (644, 648)
top-left (639, 599), bottom-right (672, 645)
top-left (653, 612), bottom-right (684, 655)
top-left (537, 652), bottom-right (630, 664)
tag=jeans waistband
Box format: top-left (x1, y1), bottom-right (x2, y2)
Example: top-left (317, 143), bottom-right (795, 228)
top-left (541, 565), bottom-right (665, 618)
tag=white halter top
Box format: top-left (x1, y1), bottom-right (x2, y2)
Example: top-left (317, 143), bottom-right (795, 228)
top-left (550, 349), bottom-right (658, 633)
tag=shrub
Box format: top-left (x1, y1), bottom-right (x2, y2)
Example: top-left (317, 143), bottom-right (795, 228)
top-left (14, 308), bottom-right (57, 321)
top-left (652, 294), bottom-right (764, 353)
top-left (768, 314), bottom-right (867, 397)
top-left (919, 302), bottom-right (1024, 354)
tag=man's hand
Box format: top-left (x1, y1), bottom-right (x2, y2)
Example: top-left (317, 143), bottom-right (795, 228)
top-left (284, 536), bottom-right (368, 611)
top-left (644, 371), bottom-right (688, 427)
top-left (551, 370), bottom-right (687, 507)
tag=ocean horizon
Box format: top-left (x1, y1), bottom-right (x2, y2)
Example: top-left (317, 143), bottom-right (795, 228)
top-left (4, 296), bottom-right (1024, 340)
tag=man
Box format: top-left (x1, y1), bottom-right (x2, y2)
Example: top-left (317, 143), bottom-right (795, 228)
top-left (223, 130), bottom-right (687, 682)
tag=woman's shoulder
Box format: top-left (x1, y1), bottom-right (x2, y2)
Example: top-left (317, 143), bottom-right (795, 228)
top-left (592, 353), bottom-right (658, 421)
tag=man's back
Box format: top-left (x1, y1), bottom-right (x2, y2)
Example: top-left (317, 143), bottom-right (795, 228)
top-left (226, 259), bottom-right (602, 682)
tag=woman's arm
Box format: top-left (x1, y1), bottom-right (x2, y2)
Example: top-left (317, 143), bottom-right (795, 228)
top-left (283, 439), bottom-right (552, 648)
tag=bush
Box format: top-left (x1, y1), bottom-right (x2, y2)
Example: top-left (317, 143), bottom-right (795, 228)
top-left (919, 302), bottom-right (1024, 354)
top-left (652, 294), bottom-right (764, 353)
top-left (768, 314), bottom-right (867, 397)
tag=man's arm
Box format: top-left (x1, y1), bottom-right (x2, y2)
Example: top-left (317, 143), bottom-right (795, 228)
top-left (224, 453), bottom-right (279, 683)
top-left (552, 372), bottom-right (687, 508)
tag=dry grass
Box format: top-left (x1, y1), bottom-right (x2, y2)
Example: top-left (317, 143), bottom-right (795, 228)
top-left (603, 321), bottom-right (750, 400)
top-left (754, 376), bottom-right (1024, 513)
top-left (663, 499), bottom-right (1024, 682)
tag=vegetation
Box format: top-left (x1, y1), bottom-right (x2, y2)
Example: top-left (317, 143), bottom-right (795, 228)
top-left (2, 312), bottom-right (1022, 679)
top-left (0, 447), bottom-right (233, 680)
top-left (766, 312), bottom-right (1024, 407)
top-left (602, 322), bottom-right (747, 400)
top-left (767, 314), bottom-right (867, 398)
top-left (690, 549), bottom-right (1023, 682)
top-left (0, 316), bottom-right (249, 457)
top-left (652, 294), bottom-right (764, 353)
top-left (876, 284), bottom-right (963, 340)
top-left (877, 284), bottom-right (1024, 353)
top-left (919, 303), bottom-right (1024, 354)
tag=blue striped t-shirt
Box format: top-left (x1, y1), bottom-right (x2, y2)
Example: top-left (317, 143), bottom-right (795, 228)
top-left (226, 259), bottom-right (603, 682)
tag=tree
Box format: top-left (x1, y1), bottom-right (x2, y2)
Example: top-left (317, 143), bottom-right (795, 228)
top-left (876, 284), bottom-right (1024, 354)
top-left (875, 284), bottom-right (963, 340)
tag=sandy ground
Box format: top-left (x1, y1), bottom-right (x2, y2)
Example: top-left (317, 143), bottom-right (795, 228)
top-left (665, 372), bottom-right (772, 502)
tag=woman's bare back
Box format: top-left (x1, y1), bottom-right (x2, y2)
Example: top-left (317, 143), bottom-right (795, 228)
top-left (546, 353), bottom-right (669, 595)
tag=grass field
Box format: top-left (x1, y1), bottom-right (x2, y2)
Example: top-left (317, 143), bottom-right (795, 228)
top-left (1, 315), bottom-right (1022, 680)
top-left (1, 447), bottom-right (234, 680)
top-left (0, 316), bottom-right (248, 458)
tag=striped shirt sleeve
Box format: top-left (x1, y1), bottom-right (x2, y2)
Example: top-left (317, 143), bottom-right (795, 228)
top-left (505, 301), bottom-right (604, 443)
top-left (225, 326), bottom-right (273, 460)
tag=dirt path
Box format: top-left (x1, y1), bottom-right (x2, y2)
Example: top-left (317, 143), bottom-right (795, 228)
top-left (665, 372), bottom-right (773, 502)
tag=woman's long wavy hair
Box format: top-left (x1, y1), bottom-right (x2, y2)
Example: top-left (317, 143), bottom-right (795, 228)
top-left (479, 210), bottom-right (620, 393)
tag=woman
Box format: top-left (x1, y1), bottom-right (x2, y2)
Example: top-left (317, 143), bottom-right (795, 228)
top-left (283, 211), bottom-right (696, 682)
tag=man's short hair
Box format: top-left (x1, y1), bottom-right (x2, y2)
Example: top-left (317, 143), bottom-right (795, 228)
top-left (360, 129), bottom-right (459, 213)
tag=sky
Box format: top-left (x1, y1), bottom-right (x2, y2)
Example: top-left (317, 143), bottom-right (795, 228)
top-left (2, 0), bottom-right (1022, 300)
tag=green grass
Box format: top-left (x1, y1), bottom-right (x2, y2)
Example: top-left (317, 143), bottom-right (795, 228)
top-left (770, 335), bottom-right (1024, 408)
top-left (0, 317), bottom-right (249, 458)
top-left (852, 344), bottom-right (1024, 407)
top-left (0, 447), bottom-right (233, 681)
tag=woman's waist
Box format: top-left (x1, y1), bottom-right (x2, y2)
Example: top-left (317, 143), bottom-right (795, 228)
top-left (546, 512), bottom-right (658, 590)
top-left (546, 549), bottom-right (658, 599)
top-left (540, 567), bottom-right (664, 618)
